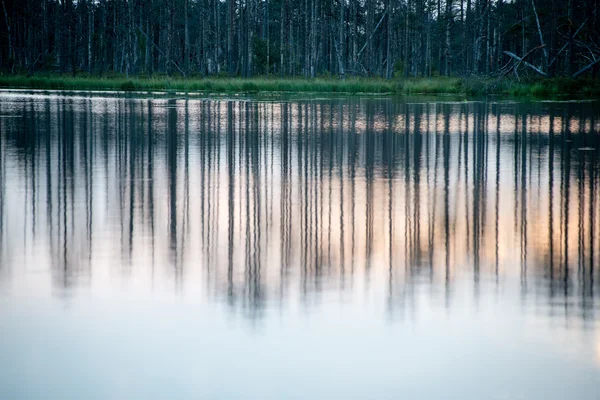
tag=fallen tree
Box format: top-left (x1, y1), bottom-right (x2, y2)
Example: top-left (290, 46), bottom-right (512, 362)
top-left (497, 3), bottom-right (598, 81)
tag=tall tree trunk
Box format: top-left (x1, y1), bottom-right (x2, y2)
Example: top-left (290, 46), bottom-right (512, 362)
top-left (145, 11), bottom-right (151, 74)
top-left (386, 0), bottom-right (392, 78)
top-left (404, 0), bottom-right (410, 77)
top-left (266, 0), bottom-right (269, 76)
top-left (198, 0), bottom-right (204, 74)
top-left (496, 0), bottom-right (503, 75)
top-left (566, 0), bottom-right (573, 75)
top-left (228, 0), bottom-right (235, 74)
top-left (351, 0), bottom-right (357, 75)
top-left (303, 0), bottom-right (308, 76)
top-left (473, 0), bottom-right (482, 74)
top-left (366, 0), bottom-right (374, 75)
top-left (113, 0), bottom-right (118, 72)
top-left (445, 0), bottom-right (453, 76)
top-left (166, 0), bottom-right (174, 75)
top-left (88, 0), bottom-right (93, 73)
top-left (437, 0), bottom-right (442, 74)
top-left (530, 0), bottom-right (548, 68)
top-left (465, 0), bottom-right (471, 73)
top-left (310, 0), bottom-right (316, 77)
top-left (248, 0), bottom-right (253, 77)
top-left (42, 0), bottom-right (48, 65)
top-left (339, 0), bottom-right (346, 78)
top-left (0, 0), bottom-right (13, 70)
top-left (215, 0), bottom-right (220, 73)
top-left (280, 0), bottom-right (285, 76)
top-left (185, 0), bottom-right (190, 73)
top-left (486, 0), bottom-right (491, 74)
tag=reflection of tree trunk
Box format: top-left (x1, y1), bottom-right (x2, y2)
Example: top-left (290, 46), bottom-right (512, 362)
top-left (167, 100), bottom-right (178, 264)
top-left (227, 102), bottom-right (235, 297)
top-left (548, 108), bottom-right (554, 276)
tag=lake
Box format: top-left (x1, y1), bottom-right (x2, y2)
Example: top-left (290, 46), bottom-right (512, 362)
top-left (0, 90), bottom-right (599, 399)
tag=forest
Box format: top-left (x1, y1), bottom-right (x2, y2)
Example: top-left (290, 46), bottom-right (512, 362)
top-left (1, 0), bottom-right (599, 80)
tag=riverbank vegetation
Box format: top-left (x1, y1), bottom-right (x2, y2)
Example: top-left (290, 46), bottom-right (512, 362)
top-left (1, 75), bottom-right (599, 97)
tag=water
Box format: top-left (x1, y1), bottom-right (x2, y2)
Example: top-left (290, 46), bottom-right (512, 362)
top-left (1, 91), bottom-right (599, 399)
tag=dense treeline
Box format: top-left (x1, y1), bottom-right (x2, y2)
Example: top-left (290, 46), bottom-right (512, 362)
top-left (1, 0), bottom-right (599, 79)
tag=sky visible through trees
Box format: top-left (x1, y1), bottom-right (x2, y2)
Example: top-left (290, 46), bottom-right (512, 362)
top-left (0, 0), bottom-right (599, 79)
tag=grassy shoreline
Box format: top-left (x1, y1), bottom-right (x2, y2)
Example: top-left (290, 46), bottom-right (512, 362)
top-left (0, 74), bottom-right (599, 97)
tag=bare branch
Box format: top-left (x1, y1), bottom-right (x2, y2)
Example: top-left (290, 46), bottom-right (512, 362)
top-left (504, 50), bottom-right (548, 76)
top-left (136, 24), bottom-right (187, 78)
top-left (356, 6), bottom-right (389, 59)
top-left (548, 7), bottom-right (598, 68)
top-left (572, 58), bottom-right (600, 78)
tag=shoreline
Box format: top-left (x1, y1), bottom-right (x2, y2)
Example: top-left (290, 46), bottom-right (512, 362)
top-left (0, 75), bottom-right (599, 97)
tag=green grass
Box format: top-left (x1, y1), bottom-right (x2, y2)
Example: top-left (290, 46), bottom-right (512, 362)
top-left (0, 74), bottom-right (598, 96)
top-left (0, 75), bottom-right (397, 94)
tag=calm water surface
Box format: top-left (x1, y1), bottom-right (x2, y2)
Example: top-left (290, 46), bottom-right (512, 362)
top-left (1, 91), bottom-right (599, 399)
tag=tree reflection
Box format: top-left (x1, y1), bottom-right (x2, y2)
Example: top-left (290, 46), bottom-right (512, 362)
top-left (0, 95), bottom-right (599, 321)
